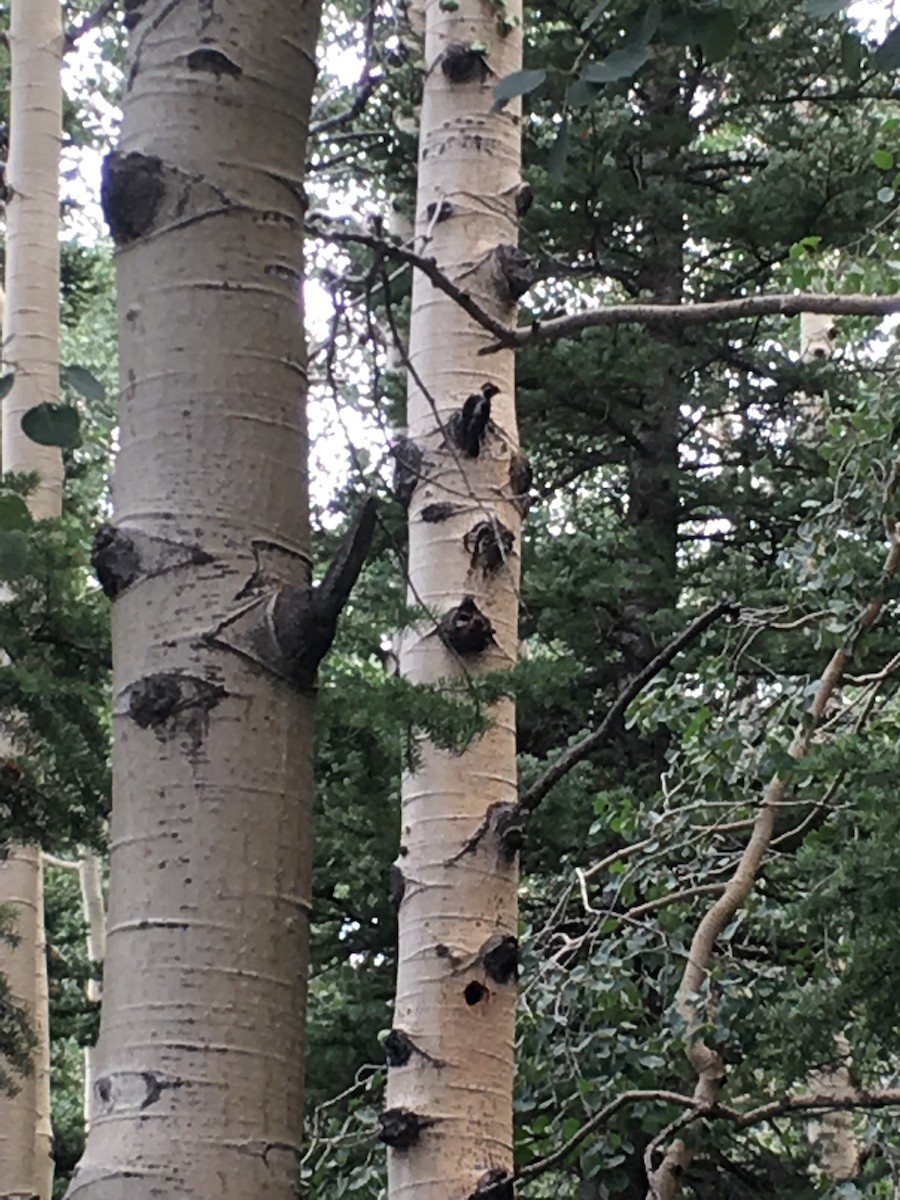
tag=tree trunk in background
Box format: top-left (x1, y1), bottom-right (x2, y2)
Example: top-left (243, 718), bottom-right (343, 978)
top-left (384, 5), bottom-right (523, 1198)
top-left (66, 1), bottom-right (322, 1195)
top-left (798, 310), bottom-right (859, 1185)
top-left (0, 0), bottom-right (64, 1195)
top-left (77, 849), bottom-right (105, 1129)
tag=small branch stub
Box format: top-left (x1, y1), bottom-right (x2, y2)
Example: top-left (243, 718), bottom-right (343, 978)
top-left (127, 673), bottom-right (226, 750)
top-left (440, 42), bottom-right (490, 84)
top-left (481, 933), bottom-right (518, 984)
top-left (384, 1029), bottom-right (415, 1067)
top-left (389, 863), bottom-right (406, 909)
top-left (492, 243), bottom-right (535, 303)
top-left (464, 519), bottom-right (515, 573)
top-left (392, 437), bottom-right (425, 509)
top-left (421, 501), bottom-right (463, 523)
top-left (469, 1168), bottom-right (515, 1199)
top-left (91, 523), bottom-right (214, 600)
top-left (378, 1108), bottom-right (436, 1150)
top-left (491, 801), bottom-right (527, 860)
top-left (101, 150), bottom-right (166, 246)
top-left (508, 452), bottom-right (533, 516)
top-left (437, 595), bottom-right (495, 655)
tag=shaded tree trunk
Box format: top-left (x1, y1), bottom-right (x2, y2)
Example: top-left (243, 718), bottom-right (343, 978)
top-left (67, 1), bottom-right (322, 1195)
top-left (383, 6), bottom-right (524, 1199)
top-left (0, 0), bottom-right (64, 1194)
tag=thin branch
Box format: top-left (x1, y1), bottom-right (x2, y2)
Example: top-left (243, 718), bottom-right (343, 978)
top-left (519, 599), bottom-right (738, 814)
top-left (516, 1090), bottom-right (698, 1183)
top-left (305, 220), bottom-right (511, 342)
top-left (487, 292), bottom-right (900, 353)
top-left (307, 219), bottom-right (900, 352)
top-left (310, 0), bottom-right (381, 138)
top-left (64, 0), bottom-right (117, 51)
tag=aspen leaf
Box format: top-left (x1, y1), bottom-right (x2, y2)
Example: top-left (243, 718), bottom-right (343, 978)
top-left (547, 120), bottom-right (569, 180)
top-left (581, 45), bottom-right (653, 83)
top-left (0, 530), bottom-right (28, 580)
top-left (700, 10), bottom-right (737, 62)
top-left (63, 364), bottom-right (106, 402)
top-left (875, 25), bottom-right (900, 72)
top-left (803, 0), bottom-right (850, 15)
top-left (873, 149), bottom-right (894, 169)
top-left (21, 403), bottom-right (82, 449)
top-left (0, 495), bottom-right (32, 532)
top-left (0, 374), bottom-right (14, 400)
top-left (567, 76), bottom-right (599, 106)
top-left (493, 68), bottom-right (546, 109)
top-left (581, 0), bottom-right (611, 32)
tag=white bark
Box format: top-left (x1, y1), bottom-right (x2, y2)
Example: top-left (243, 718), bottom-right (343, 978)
top-left (78, 849), bottom-right (106, 1129)
top-left (385, 2), bottom-right (524, 1196)
top-left (0, 0), bottom-right (64, 1195)
top-left (66, 2), bottom-right (322, 1196)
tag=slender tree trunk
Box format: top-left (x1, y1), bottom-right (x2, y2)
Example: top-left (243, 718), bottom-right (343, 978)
top-left (66, 1), bottom-right (322, 1196)
top-left (78, 849), bottom-right (106, 1129)
top-left (798, 311), bottom-right (859, 1184)
top-left (383, 7), bottom-right (524, 1199)
top-left (0, 0), bottom-right (64, 1195)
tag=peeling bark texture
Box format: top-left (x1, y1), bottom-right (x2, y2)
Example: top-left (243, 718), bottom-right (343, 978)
top-left (387, 0), bottom-right (523, 1187)
top-left (0, 0), bottom-right (63, 1195)
top-left (65, 0), bottom-right (323, 1196)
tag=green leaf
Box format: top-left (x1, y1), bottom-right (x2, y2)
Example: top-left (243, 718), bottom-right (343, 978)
top-left (0, 530), bottom-right (28, 581)
top-left (631, 0), bottom-right (661, 46)
top-left (874, 25), bottom-right (900, 72)
top-left (493, 68), bottom-right (547, 109)
top-left (700, 9), bottom-right (738, 62)
top-left (873, 149), bottom-right (894, 170)
top-left (803, 0), bottom-right (850, 15)
top-left (0, 495), bottom-right (32, 532)
top-left (567, 76), bottom-right (599, 106)
top-left (62, 364), bottom-right (106, 403)
top-left (20, 403), bottom-right (82, 449)
top-left (581, 0), bottom-right (610, 31)
top-left (0, 374), bottom-right (14, 401)
top-left (547, 120), bottom-right (569, 181)
top-left (840, 31), bottom-right (862, 80)
top-left (581, 45), bottom-right (653, 83)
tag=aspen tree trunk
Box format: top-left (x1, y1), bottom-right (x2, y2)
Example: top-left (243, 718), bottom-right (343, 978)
top-left (66, 1), bottom-right (322, 1196)
top-left (0, 0), bottom-right (64, 1196)
top-left (798, 311), bottom-right (859, 1184)
top-left (77, 849), bottom-right (105, 1129)
top-left (383, 2), bottom-right (524, 1196)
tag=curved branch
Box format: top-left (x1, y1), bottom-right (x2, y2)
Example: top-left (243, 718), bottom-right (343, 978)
top-left (649, 467), bottom-right (900, 1200)
top-left (519, 599), bottom-right (738, 814)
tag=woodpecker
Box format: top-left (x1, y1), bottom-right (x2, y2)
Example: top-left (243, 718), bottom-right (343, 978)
top-left (456, 383), bottom-right (498, 457)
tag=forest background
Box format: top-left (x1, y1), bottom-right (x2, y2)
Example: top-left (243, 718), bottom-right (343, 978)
top-left (4, 0), bottom-right (900, 1197)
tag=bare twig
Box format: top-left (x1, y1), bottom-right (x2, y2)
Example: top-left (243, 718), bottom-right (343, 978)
top-left (519, 599), bottom-right (738, 814)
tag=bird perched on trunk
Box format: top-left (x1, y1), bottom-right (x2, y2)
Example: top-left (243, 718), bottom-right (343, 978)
top-left (452, 383), bottom-right (498, 458)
